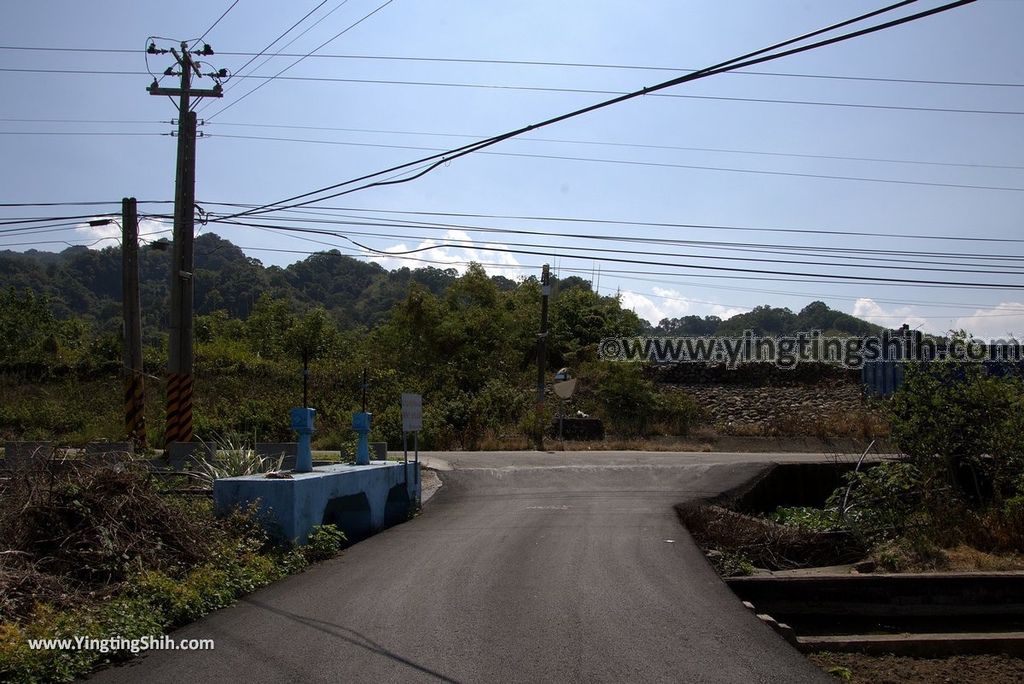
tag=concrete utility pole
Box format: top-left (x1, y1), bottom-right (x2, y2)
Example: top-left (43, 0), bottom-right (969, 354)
top-left (534, 264), bottom-right (551, 451)
top-left (146, 41), bottom-right (223, 447)
top-left (121, 197), bottom-right (146, 448)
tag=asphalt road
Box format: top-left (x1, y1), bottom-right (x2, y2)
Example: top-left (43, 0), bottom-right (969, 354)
top-left (91, 451), bottom-right (835, 683)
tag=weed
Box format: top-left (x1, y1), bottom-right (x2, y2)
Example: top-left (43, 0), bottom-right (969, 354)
top-left (302, 524), bottom-right (347, 563)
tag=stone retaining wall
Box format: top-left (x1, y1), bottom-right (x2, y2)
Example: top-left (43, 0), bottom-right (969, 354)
top-left (676, 381), bottom-right (868, 429)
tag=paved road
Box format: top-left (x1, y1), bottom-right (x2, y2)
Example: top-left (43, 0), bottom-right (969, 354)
top-left (92, 451), bottom-right (834, 683)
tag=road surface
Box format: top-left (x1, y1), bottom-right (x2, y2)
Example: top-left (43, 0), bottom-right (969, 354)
top-left (91, 451), bottom-right (835, 683)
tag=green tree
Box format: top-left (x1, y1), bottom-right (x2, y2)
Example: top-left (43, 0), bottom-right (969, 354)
top-left (245, 294), bottom-right (297, 358)
top-left (889, 361), bottom-right (1024, 504)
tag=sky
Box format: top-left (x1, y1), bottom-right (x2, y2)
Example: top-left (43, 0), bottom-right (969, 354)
top-left (1, 0), bottom-right (1023, 337)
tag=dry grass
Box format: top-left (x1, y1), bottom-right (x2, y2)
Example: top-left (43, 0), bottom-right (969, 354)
top-left (0, 460), bottom-right (215, 622)
top-left (677, 502), bottom-right (867, 571)
top-left (759, 408), bottom-right (890, 441)
top-left (944, 544), bottom-right (1024, 571)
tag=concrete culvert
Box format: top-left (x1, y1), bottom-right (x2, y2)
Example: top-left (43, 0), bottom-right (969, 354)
top-left (321, 492), bottom-right (372, 543)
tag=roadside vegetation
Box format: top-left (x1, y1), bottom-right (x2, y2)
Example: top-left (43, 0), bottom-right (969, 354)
top-left (2, 236), bottom-right (892, 449)
top-left (0, 264), bottom-right (713, 449)
top-left (0, 458), bottom-right (346, 682)
top-left (684, 356), bottom-right (1024, 575)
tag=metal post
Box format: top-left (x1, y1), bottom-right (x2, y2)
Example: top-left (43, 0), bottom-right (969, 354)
top-left (558, 401), bottom-right (564, 443)
top-left (121, 197), bottom-right (146, 448)
top-left (302, 349), bottom-right (309, 408)
top-left (534, 264), bottom-right (550, 450)
top-left (361, 367), bottom-right (368, 412)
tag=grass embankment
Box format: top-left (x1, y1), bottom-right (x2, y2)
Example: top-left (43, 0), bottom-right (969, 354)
top-left (1, 365), bottom-right (889, 454)
top-left (1, 360), bottom-right (367, 449)
top-left (0, 460), bottom-right (345, 682)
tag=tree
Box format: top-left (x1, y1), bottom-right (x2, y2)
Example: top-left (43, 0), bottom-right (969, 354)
top-left (889, 361), bottom-right (1024, 505)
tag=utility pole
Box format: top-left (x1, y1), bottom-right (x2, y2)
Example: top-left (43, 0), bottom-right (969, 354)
top-left (146, 40), bottom-right (223, 448)
top-left (534, 264), bottom-right (551, 451)
top-left (121, 197), bottom-right (147, 449)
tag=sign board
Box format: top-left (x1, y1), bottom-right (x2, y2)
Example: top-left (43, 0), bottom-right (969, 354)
top-left (401, 393), bottom-right (422, 432)
top-left (553, 378), bottom-right (577, 400)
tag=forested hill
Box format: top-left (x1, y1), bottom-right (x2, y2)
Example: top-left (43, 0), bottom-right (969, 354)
top-left (0, 234), bottom-right (498, 337)
top-left (652, 301), bottom-right (885, 338)
top-left (1, 233), bottom-right (884, 339)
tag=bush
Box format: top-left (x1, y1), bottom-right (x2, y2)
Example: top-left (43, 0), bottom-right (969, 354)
top-left (770, 506), bottom-right (842, 533)
top-left (651, 391), bottom-right (703, 436)
top-left (591, 363), bottom-right (656, 436)
top-left (888, 362), bottom-right (1024, 505)
top-left (827, 462), bottom-right (925, 543)
top-left (303, 524), bottom-right (346, 562)
top-left (0, 463), bottom-right (329, 682)
top-left (0, 463), bottom-right (211, 595)
top-left (707, 550), bottom-right (755, 577)
top-left (677, 503), bottom-right (865, 571)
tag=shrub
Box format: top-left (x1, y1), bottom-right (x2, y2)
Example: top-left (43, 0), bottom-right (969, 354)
top-left (770, 506), bottom-right (842, 533)
top-left (828, 461), bottom-right (925, 543)
top-left (190, 436), bottom-right (284, 486)
top-left (592, 362), bottom-right (656, 436)
top-left (651, 391), bottom-right (703, 436)
top-left (303, 524), bottom-right (347, 562)
top-left (888, 362), bottom-right (1024, 505)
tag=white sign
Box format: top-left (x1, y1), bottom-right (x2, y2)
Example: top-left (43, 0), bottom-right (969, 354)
top-left (401, 393), bottom-right (422, 432)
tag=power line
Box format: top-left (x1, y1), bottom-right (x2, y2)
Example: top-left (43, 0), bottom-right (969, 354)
top-left (2, 45), bottom-right (1020, 89)
top-left (204, 0), bottom-right (397, 121)
top-left (215, 214), bottom-right (1024, 289)
top-left (611, 285), bottom-right (1024, 321)
top-left (205, 132), bottom-right (1024, 194)
top-left (580, 271), bottom-right (1024, 312)
top-left (199, 54), bottom-right (1024, 89)
top-left (316, 240), bottom-right (1024, 313)
top-left (201, 200), bottom-right (1024, 246)
top-left (205, 0), bottom-right (334, 105)
top-left (222, 234), bottom-right (1020, 291)
top-left (0, 220), bottom-right (103, 236)
top-left (209, 232), bottom-right (1024, 310)
top-left (0, 118), bottom-right (163, 125)
top-left (0, 200), bottom-right (171, 207)
top-left (226, 241), bottom-right (1024, 322)
top-left (196, 0), bottom-right (242, 45)
top-left (0, 131), bottom-right (164, 137)
top-left (215, 211), bottom-right (1024, 269)
top-left (226, 0), bottom-right (979, 219)
top-left (208, 121), bottom-right (1024, 171)
top-left (0, 229), bottom-right (171, 249)
top-left (220, 216), bottom-right (1024, 277)
top-left (0, 213), bottom-right (118, 226)
top-left (201, 202), bottom-right (1024, 263)
top-left (5, 117), bottom-right (1019, 172)
top-left (110, 219), bottom-right (1024, 316)
top-left (212, 74), bottom-right (1024, 117)
top-left (8, 67), bottom-right (1022, 118)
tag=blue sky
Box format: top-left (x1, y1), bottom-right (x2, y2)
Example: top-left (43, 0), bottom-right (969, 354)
top-left (2, 0), bottom-right (1023, 336)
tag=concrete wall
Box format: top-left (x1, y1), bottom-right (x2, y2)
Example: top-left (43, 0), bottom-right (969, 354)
top-left (2, 441), bottom-right (54, 469)
top-left (213, 462), bottom-right (419, 544)
top-left (726, 573), bottom-right (1024, 618)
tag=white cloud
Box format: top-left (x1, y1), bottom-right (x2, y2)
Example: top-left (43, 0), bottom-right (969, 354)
top-left (619, 291), bottom-right (669, 325)
top-left (74, 217), bottom-right (120, 243)
top-left (73, 217), bottom-right (169, 248)
top-left (364, 229), bottom-right (525, 279)
top-left (953, 302), bottom-right (1024, 340)
top-left (852, 298), bottom-right (928, 332)
top-left (620, 286), bottom-right (747, 325)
